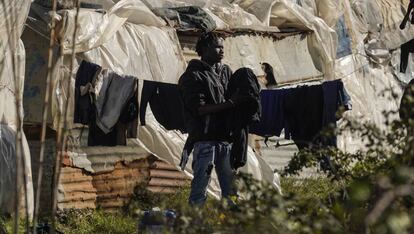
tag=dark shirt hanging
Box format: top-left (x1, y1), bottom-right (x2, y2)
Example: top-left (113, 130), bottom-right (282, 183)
top-left (400, 39), bottom-right (414, 73)
top-left (74, 61), bottom-right (101, 125)
top-left (140, 80), bottom-right (186, 132)
top-left (86, 70), bottom-right (138, 146)
top-left (226, 68), bottom-right (261, 169)
top-left (249, 89), bottom-right (287, 137)
top-left (284, 85), bottom-right (324, 149)
top-left (322, 79), bottom-right (352, 126)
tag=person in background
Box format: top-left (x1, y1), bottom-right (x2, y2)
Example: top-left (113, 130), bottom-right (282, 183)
top-left (261, 62), bottom-right (278, 88)
top-left (178, 32), bottom-right (241, 206)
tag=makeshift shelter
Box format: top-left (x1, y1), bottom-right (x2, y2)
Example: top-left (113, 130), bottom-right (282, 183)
top-left (19, 0), bottom-right (410, 212)
top-left (24, 0), bottom-right (289, 211)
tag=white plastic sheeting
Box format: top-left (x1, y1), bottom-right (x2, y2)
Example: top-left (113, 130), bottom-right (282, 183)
top-left (52, 21), bottom-right (187, 128)
top-left (270, 0), bottom-right (338, 80)
top-left (349, 0), bottom-right (414, 49)
top-left (337, 54), bottom-right (403, 153)
top-left (49, 0), bottom-right (339, 85)
top-left (231, 0), bottom-right (277, 26)
top-left (225, 0), bottom-right (340, 80)
top-left (141, 0), bottom-right (269, 29)
top-left (207, 2), bottom-right (267, 29)
top-left (80, 24), bottom-right (186, 84)
top-left (0, 0), bottom-right (33, 217)
top-left (319, 0), bottom-right (407, 153)
top-left (59, 0), bottom-right (166, 54)
top-left (223, 33), bottom-right (323, 84)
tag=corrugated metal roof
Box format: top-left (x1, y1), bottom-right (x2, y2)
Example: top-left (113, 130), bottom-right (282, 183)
top-left (92, 159), bottom-right (150, 211)
top-left (58, 158), bottom-right (151, 211)
top-left (29, 129), bottom-right (191, 212)
top-left (148, 160), bottom-right (191, 194)
top-left (58, 167), bottom-right (97, 210)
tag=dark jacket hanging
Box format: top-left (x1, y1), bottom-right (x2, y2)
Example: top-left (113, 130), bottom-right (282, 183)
top-left (88, 71), bottom-right (138, 146)
top-left (74, 60), bottom-right (101, 125)
top-left (226, 68), bottom-right (261, 169)
top-left (400, 39), bottom-right (414, 73)
top-left (139, 80), bottom-right (186, 132)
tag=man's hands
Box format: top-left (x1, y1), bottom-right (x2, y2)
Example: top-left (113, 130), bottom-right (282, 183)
top-left (229, 91), bottom-right (248, 106)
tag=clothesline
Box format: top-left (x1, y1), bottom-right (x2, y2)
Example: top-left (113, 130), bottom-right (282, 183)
top-left (0, 84), bottom-right (16, 94)
top-left (336, 62), bottom-right (370, 81)
top-left (24, 23), bottom-right (49, 41)
top-left (25, 23), bottom-right (84, 61)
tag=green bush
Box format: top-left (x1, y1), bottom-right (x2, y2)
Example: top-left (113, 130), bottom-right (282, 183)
top-left (57, 209), bottom-right (136, 234)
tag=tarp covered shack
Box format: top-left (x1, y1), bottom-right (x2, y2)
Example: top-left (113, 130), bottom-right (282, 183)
top-left (5, 0), bottom-right (411, 212)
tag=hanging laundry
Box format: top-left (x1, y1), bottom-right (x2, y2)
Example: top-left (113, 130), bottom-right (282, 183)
top-left (400, 39), bottom-right (414, 73)
top-left (250, 80), bottom-right (352, 150)
top-left (249, 89), bottom-right (287, 137)
top-left (119, 91), bottom-right (139, 138)
top-left (71, 61), bottom-right (140, 147)
top-left (88, 91), bottom-right (138, 146)
top-left (87, 70), bottom-right (138, 146)
top-left (322, 79), bottom-right (352, 126)
top-left (95, 70), bottom-right (136, 134)
top-left (284, 85), bottom-right (324, 149)
top-left (140, 80), bottom-right (186, 133)
top-left (226, 68), bottom-right (261, 169)
top-left (321, 79), bottom-right (352, 147)
top-left (74, 60), bottom-right (101, 125)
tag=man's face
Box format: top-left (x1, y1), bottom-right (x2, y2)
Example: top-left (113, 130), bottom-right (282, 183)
top-left (202, 37), bottom-right (224, 64)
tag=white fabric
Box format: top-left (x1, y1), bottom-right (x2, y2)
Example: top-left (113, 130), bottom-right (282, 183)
top-left (314, 0), bottom-right (342, 27)
top-left (208, 2), bottom-right (267, 29)
top-left (59, 0), bottom-right (165, 54)
top-left (223, 33), bottom-right (323, 84)
top-left (0, 0), bottom-right (33, 217)
top-left (230, 0), bottom-right (277, 26)
top-left (336, 55), bottom-right (402, 154)
top-left (350, 0), bottom-right (414, 49)
top-left (270, 0), bottom-right (338, 80)
top-left (80, 24), bottom-right (186, 84)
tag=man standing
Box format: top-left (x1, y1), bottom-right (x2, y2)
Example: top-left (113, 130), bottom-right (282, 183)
top-left (178, 32), bottom-right (237, 205)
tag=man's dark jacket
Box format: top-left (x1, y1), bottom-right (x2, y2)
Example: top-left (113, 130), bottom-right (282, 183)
top-left (178, 59), bottom-right (232, 146)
